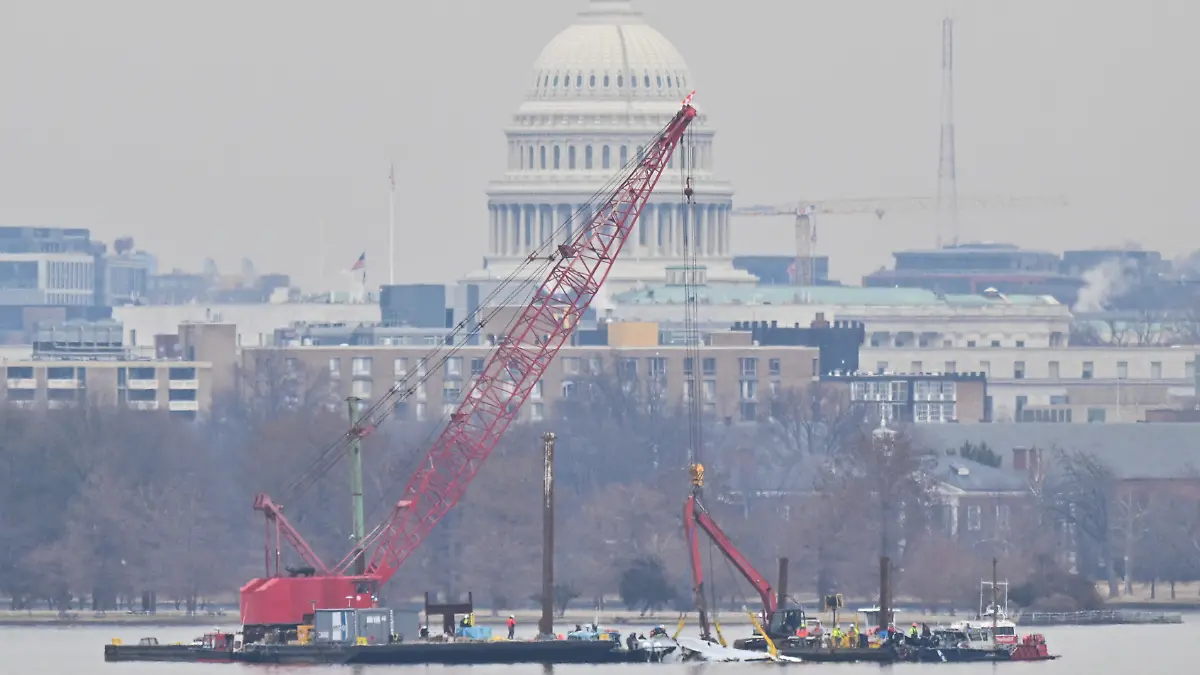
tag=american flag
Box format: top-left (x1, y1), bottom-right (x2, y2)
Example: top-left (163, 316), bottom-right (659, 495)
top-left (389, 162), bottom-right (395, 192)
top-left (350, 252), bottom-right (366, 271)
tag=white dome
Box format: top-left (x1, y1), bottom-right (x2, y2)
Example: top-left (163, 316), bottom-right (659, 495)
top-left (526, 0), bottom-right (693, 104)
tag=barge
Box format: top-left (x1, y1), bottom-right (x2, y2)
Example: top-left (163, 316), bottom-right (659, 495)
top-left (104, 636), bottom-right (652, 665)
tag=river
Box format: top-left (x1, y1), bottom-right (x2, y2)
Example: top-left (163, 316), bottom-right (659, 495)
top-left (2, 617), bottom-right (1194, 672)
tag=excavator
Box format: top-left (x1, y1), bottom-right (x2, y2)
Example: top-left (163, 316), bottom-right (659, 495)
top-left (683, 463), bottom-right (806, 649)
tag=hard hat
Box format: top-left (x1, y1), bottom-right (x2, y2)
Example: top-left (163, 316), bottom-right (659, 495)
top-left (912, 622), bottom-right (918, 627)
top-left (509, 615), bottom-right (514, 619)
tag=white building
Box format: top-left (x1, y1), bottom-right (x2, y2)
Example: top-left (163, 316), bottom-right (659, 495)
top-left (113, 303), bottom-right (380, 348)
top-left (610, 284), bottom-right (1074, 348)
top-left (465, 0), bottom-right (754, 290)
top-left (0, 252), bottom-right (95, 306)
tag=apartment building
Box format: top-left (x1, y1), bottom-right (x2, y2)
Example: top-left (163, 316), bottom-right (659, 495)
top-left (0, 318), bottom-right (219, 417)
top-left (826, 371), bottom-right (989, 424)
top-left (242, 341), bottom-right (821, 425)
top-left (2, 360), bottom-right (210, 417)
top-left (864, 346), bottom-right (1197, 422)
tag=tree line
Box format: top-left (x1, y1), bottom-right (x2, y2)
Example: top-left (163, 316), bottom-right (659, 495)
top-left (1, 365), bottom-right (1198, 615)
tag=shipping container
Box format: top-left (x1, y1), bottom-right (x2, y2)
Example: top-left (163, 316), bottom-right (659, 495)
top-left (355, 608), bottom-right (394, 645)
top-left (313, 609), bottom-right (357, 644)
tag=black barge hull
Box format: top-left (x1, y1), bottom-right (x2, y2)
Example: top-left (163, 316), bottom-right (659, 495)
top-left (105, 640), bottom-right (645, 665)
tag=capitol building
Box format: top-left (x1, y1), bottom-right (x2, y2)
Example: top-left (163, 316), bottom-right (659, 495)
top-left (466, 0), bottom-right (755, 289)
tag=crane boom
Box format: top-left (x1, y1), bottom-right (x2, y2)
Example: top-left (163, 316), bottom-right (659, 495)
top-left (363, 99), bottom-right (697, 580)
top-left (239, 94), bottom-right (699, 632)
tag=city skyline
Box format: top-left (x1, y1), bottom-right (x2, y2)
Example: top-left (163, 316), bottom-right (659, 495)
top-left (1, 1), bottom-right (1194, 291)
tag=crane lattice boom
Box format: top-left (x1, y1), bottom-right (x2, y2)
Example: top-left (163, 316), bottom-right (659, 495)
top-left (239, 95), bottom-right (698, 631)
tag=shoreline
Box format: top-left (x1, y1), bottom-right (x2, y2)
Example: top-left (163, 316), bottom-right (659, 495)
top-left (2, 601), bottom-right (1195, 628)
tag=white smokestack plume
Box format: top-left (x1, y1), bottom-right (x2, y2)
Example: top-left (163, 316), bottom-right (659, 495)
top-left (1073, 258), bottom-right (1134, 313)
top-left (592, 283), bottom-right (614, 314)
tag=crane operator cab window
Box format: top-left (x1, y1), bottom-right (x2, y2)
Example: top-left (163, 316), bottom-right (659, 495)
top-left (770, 609), bottom-right (806, 636)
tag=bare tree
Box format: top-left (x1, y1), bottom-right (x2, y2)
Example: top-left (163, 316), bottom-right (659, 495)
top-left (759, 383), bottom-right (867, 487)
top-left (1039, 449), bottom-right (1121, 598)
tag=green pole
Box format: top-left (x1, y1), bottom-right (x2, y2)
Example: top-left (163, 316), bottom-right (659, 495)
top-left (347, 396), bottom-right (367, 576)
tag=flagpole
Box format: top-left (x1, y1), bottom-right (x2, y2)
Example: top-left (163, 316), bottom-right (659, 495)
top-left (388, 161), bottom-right (396, 286)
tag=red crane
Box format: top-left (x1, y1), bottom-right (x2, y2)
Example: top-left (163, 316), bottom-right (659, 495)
top-left (239, 93), bottom-right (699, 635)
top-left (683, 463), bottom-right (804, 642)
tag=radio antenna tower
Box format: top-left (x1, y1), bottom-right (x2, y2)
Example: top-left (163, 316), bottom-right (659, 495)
top-left (937, 17), bottom-right (959, 248)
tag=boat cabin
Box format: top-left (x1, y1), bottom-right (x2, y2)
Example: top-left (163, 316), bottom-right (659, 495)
top-left (196, 631), bottom-right (236, 650)
top-left (856, 606), bottom-right (896, 633)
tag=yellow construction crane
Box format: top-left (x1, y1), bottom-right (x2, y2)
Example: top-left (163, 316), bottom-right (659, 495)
top-left (731, 195), bottom-right (1069, 286)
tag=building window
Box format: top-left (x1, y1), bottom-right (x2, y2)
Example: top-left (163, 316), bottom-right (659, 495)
top-left (739, 401), bottom-right (756, 422)
top-left (966, 340), bottom-right (976, 348)
top-left (620, 145), bottom-right (628, 166)
top-left (602, 145), bottom-right (611, 169)
top-left (528, 146), bottom-right (533, 169)
top-left (168, 367), bottom-right (196, 380)
top-left (769, 358), bottom-right (781, 376)
top-left (996, 504), bottom-right (1011, 531)
top-left (539, 146), bottom-right (546, 169)
top-left (328, 358), bottom-right (341, 378)
top-left (702, 379), bottom-right (716, 402)
top-left (471, 358), bottom-right (485, 376)
top-left (568, 146), bottom-right (576, 169)
top-left (990, 340), bottom-right (1001, 347)
top-left (553, 146), bottom-right (561, 169)
top-left (739, 380), bottom-right (757, 400)
top-left (585, 145), bottom-right (593, 169)
top-left (351, 379), bottom-right (371, 399)
top-left (702, 358), bottom-right (716, 376)
top-left (944, 361), bottom-right (956, 373)
top-left (393, 357), bottom-right (408, 377)
top-left (619, 359), bottom-right (637, 378)
top-left (683, 357), bottom-right (694, 376)
top-left (648, 357), bottom-right (667, 378)
top-left (418, 358), bottom-right (428, 377)
top-left (562, 357), bottom-right (581, 375)
top-left (1014, 361), bottom-right (1025, 379)
top-left (1048, 360), bottom-right (1059, 379)
top-left (1151, 361), bottom-right (1162, 380)
top-left (1016, 340), bottom-right (1025, 348)
top-left (562, 381), bottom-right (575, 398)
top-left (415, 402), bottom-right (427, 421)
top-left (1082, 361), bottom-right (1093, 379)
top-left (739, 358), bottom-right (757, 377)
top-left (1087, 407), bottom-right (1106, 423)
top-left (1116, 361), bottom-right (1128, 379)
top-left (531, 380), bottom-right (543, 400)
top-left (589, 74), bottom-right (596, 88)
top-left (603, 74), bottom-right (610, 88)
top-left (352, 357), bottom-right (372, 377)
top-left (967, 504), bottom-right (981, 531)
top-left (444, 380), bottom-right (462, 403)
top-left (531, 402), bottom-right (544, 421)
top-left (446, 357), bottom-right (462, 377)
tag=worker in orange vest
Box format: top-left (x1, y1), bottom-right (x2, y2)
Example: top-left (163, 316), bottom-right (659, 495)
top-left (506, 615), bottom-right (517, 639)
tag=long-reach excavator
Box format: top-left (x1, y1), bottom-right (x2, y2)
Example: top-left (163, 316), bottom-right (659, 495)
top-left (238, 93), bottom-right (699, 641)
top-left (683, 463), bottom-right (806, 646)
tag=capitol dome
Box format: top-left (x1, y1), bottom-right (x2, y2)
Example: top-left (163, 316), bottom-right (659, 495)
top-left (468, 0), bottom-right (754, 289)
top-left (525, 0), bottom-right (693, 106)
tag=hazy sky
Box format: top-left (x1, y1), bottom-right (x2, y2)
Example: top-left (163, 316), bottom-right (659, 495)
top-left (2, 1), bottom-right (1196, 290)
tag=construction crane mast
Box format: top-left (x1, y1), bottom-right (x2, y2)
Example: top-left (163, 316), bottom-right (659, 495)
top-left (732, 194), bottom-right (1068, 286)
top-left (239, 94), bottom-right (700, 637)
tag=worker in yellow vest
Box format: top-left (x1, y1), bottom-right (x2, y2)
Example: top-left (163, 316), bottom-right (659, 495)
top-left (830, 625), bottom-right (843, 648)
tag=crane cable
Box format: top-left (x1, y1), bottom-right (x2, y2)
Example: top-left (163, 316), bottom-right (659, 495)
top-left (276, 119), bottom-right (679, 508)
top-left (356, 117), bottom-right (687, 528)
top-left (681, 125), bottom-right (702, 472)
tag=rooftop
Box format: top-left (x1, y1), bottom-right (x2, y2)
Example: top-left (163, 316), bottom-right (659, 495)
top-left (914, 424), bottom-right (1200, 481)
top-left (613, 284), bottom-right (1062, 308)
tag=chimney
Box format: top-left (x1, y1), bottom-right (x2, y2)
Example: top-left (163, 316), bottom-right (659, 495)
top-left (1012, 447), bottom-right (1027, 471)
top-left (811, 312), bottom-right (829, 328)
